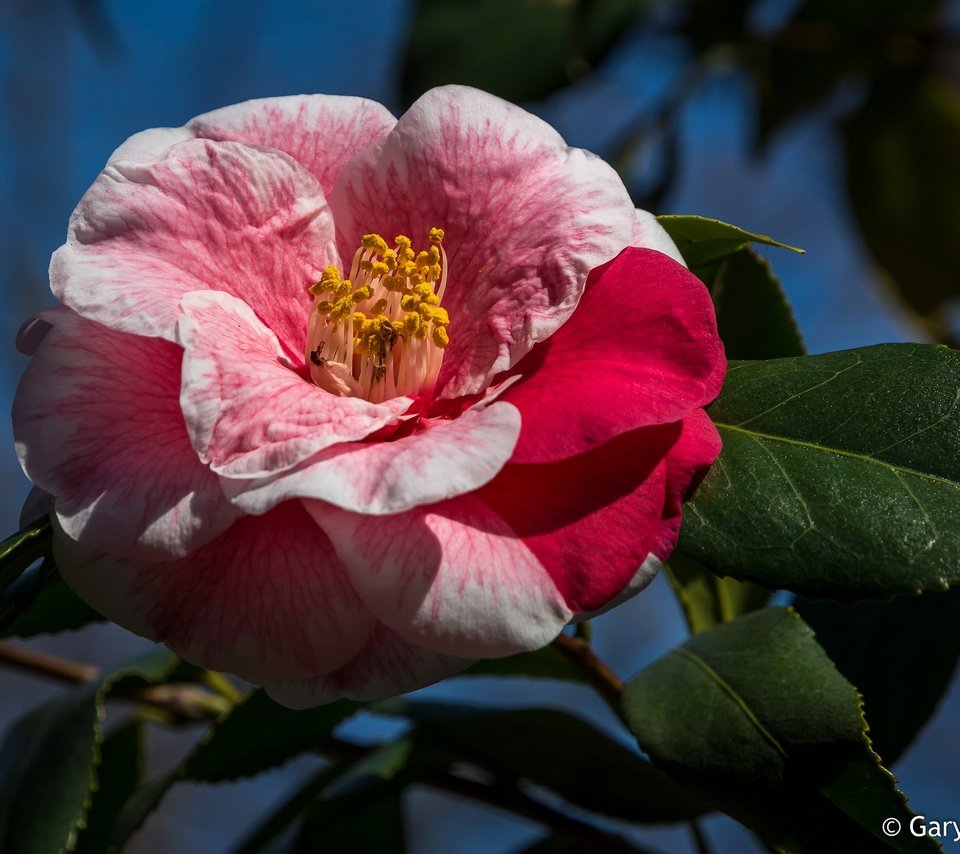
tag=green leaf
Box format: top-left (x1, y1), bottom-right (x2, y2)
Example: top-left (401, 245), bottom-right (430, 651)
top-left (797, 589), bottom-right (960, 765)
top-left (623, 608), bottom-right (936, 853)
top-left (845, 74), bottom-right (960, 340)
top-left (698, 247), bottom-right (806, 359)
top-left (72, 722), bottom-right (142, 854)
top-left (657, 214), bottom-right (803, 269)
top-left (0, 648), bottom-right (181, 854)
top-left (665, 552), bottom-right (770, 634)
top-left (401, 0), bottom-right (645, 106)
top-left (678, 344), bottom-right (960, 599)
top-left (460, 644), bottom-right (588, 683)
top-left (0, 517), bottom-right (51, 595)
top-left (382, 700), bottom-right (708, 823)
top-left (1, 560), bottom-right (103, 638)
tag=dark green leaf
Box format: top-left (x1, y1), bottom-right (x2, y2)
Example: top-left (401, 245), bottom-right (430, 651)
top-left (0, 648), bottom-right (181, 854)
top-left (623, 608), bottom-right (936, 853)
top-left (679, 344), bottom-right (960, 599)
top-left (401, 0), bottom-right (645, 106)
top-left (657, 214), bottom-right (802, 268)
top-left (301, 779), bottom-right (406, 854)
top-left (1, 560), bottom-right (103, 638)
top-left (845, 74), bottom-right (960, 338)
top-left (461, 644), bottom-right (588, 683)
top-left (384, 701), bottom-right (708, 823)
top-left (0, 517), bottom-right (50, 595)
top-left (699, 247), bottom-right (805, 359)
top-left (798, 589), bottom-right (960, 765)
top-left (73, 722), bottom-right (142, 854)
top-left (665, 552), bottom-right (770, 634)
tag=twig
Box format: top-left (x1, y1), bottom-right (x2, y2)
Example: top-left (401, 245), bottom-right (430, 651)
top-left (0, 639), bottom-right (99, 683)
top-left (551, 633), bottom-right (626, 723)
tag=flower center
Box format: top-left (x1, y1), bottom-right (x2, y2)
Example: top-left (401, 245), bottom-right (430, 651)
top-left (305, 228), bottom-right (450, 403)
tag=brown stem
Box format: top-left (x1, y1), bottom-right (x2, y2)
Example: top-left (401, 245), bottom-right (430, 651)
top-left (551, 633), bottom-right (626, 722)
top-left (0, 639), bottom-right (99, 683)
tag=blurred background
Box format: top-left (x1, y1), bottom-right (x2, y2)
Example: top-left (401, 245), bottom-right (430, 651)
top-left (1, 0), bottom-right (959, 851)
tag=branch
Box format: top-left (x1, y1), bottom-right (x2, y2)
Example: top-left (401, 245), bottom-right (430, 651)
top-left (0, 639), bottom-right (98, 683)
top-left (551, 633), bottom-right (626, 723)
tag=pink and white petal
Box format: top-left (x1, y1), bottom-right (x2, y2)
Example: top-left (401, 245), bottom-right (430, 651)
top-left (227, 401), bottom-right (521, 516)
top-left (108, 126), bottom-right (194, 166)
top-left (572, 553), bottom-right (663, 622)
top-left (188, 95), bottom-right (396, 197)
top-left (651, 408), bottom-right (723, 560)
top-left (633, 209), bottom-right (686, 266)
top-left (330, 85), bottom-right (636, 398)
top-left (478, 424), bottom-right (681, 613)
top-left (178, 290), bottom-right (412, 478)
top-left (51, 138), bottom-right (335, 350)
top-left (501, 247), bottom-right (726, 464)
top-left (56, 502), bottom-right (376, 682)
top-left (264, 625), bottom-right (475, 708)
top-left (13, 310), bottom-right (237, 561)
top-left (310, 496), bottom-right (572, 659)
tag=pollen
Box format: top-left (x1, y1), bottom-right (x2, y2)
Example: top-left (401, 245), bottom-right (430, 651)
top-left (304, 227), bottom-right (451, 403)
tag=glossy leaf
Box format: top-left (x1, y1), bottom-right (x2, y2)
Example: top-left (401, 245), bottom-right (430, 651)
top-left (657, 214), bottom-right (802, 269)
top-left (623, 608), bottom-right (936, 853)
top-left (1, 559), bottom-right (102, 638)
top-left (401, 0), bottom-right (645, 106)
top-left (665, 552), bottom-right (770, 634)
top-left (0, 648), bottom-right (181, 854)
top-left (798, 589), bottom-right (960, 765)
top-left (679, 344), bottom-right (960, 599)
top-left (0, 517), bottom-right (50, 595)
top-left (699, 247), bottom-right (806, 359)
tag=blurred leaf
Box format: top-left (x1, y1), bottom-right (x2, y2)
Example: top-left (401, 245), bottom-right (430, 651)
top-left (846, 74), bottom-right (960, 338)
top-left (798, 589), bottom-right (960, 765)
top-left (73, 722), bottom-right (142, 854)
top-left (461, 644), bottom-right (588, 682)
top-left (301, 778), bottom-right (406, 854)
top-left (665, 552), bottom-right (770, 634)
top-left (0, 648), bottom-right (181, 854)
top-left (679, 344), bottom-right (960, 600)
top-left (401, 0), bottom-right (646, 106)
top-left (0, 517), bottom-right (50, 593)
top-left (1, 559), bottom-right (103, 638)
top-left (623, 608), bottom-right (936, 853)
top-left (699, 247), bottom-right (806, 359)
top-left (658, 214), bottom-right (802, 268)
top-left (382, 700), bottom-right (709, 823)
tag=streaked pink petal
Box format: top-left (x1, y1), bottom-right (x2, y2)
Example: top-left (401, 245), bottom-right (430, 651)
top-left (501, 247), bottom-right (726, 464)
top-left (108, 126), bottom-right (194, 165)
top-left (330, 85), bottom-right (636, 398)
top-left (13, 310), bottom-right (237, 560)
top-left (227, 401), bottom-right (521, 515)
top-left (188, 95), bottom-right (396, 196)
top-left (51, 138), bottom-right (335, 348)
top-left (55, 502), bottom-right (375, 682)
top-left (178, 290), bottom-right (411, 478)
top-left (478, 425), bottom-right (680, 613)
top-left (633, 209), bottom-right (686, 266)
top-left (573, 554), bottom-right (663, 621)
top-left (310, 496), bottom-right (572, 659)
top-left (264, 625), bottom-right (474, 707)
top-left (652, 409), bottom-right (723, 560)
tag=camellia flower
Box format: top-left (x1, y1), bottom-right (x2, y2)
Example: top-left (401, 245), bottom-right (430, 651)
top-left (13, 87), bottom-right (725, 707)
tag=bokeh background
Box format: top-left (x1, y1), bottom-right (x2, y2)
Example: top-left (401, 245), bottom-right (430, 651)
top-left (1, 0), bottom-right (959, 851)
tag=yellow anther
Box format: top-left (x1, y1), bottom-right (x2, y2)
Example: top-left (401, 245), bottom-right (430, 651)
top-left (401, 294), bottom-right (419, 311)
top-left (431, 306), bottom-right (450, 326)
top-left (334, 281), bottom-right (351, 298)
top-left (432, 326), bottom-right (450, 348)
top-left (398, 262), bottom-right (417, 278)
top-left (371, 297), bottom-right (389, 315)
top-left (353, 311), bottom-right (367, 330)
top-left (415, 250), bottom-right (431, 267)
top-left (402, 312), bottom-right (420, 333)
top-left (382, 248), bottom-right (396, 265)
top-left (429, 226), bottom-right (445, 245)
top-left (370, 261), bottom-right (390, 277)
top-left (394, 235), bottom-right (412, 249)
top-left (351, 286), bottom-right (373, 303)
top-left (383, 275), bottom-right (402, 292)
top-left (307, 281), bottom-right (326, 297)
top-left (316, 299), bottom-right (332, 314)
top-left (415, 324), bottom-right (428, 340)
top-left (362, 233), bottom-right (389, 254)
top-left (321, 265), bottom-right (341, 285)
top-left (360, 259), bottom-right (374, 272)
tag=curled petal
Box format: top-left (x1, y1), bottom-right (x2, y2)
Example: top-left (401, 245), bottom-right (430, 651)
top-left (633, 209), bottom-right (686, 266)
top-left (178, 290), bottom-right (411, 478)
top-left (188, 94), bottom-right (396, 196)
top-left (226, 401), bottom-right (521, 515)
top-left (330, 85), bottom-right (637, 398)
top-left (502, 247), bottom-right (726, 464)
top-left (264, 625), bottom-right (475, 707)
top-left (310, 496), bottom-right (572, 659)
top-left (55, 502), bottom-right (375, 682)
top-left (478, 424), bottom-right (681, 613)
top-left (51, 138), bottom-right (336, 349)
top-left (13, 309), bottom-right (237, 561)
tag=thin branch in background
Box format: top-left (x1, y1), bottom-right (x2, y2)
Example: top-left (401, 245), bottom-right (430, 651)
top-left (0, 639), bottom-right (98, 683)
top-left (551, 632), bottom-right (626, 722)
